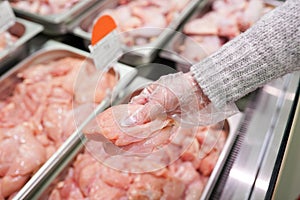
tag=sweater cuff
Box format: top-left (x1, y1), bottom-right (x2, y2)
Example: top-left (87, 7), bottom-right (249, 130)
top-left (190, 59), bottom-right (227, 108)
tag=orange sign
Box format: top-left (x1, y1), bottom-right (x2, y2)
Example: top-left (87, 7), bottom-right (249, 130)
top-left (91, 15), bottom-right (117, 46)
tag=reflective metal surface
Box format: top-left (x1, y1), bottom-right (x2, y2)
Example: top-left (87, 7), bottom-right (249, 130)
top-left (201, 113), bottom-right (243, 200)
top-left (219, 72), bottom-right (299, 200)
top-left (0, 18), bottom-right (43, 73)
top-left (272, 91), bottom-right (300, 200)
top-left (11, 0), bottom-right (95, 35)
top-left (251, 73), bottom-right (299, 200)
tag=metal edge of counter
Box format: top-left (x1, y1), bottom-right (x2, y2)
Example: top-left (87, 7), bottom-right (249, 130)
top-left (11, 0), bottom-right (96, 35)
top-left (266, 77), bottom-right (299, 200)
top-left (0, 18), bottom-right (43, 74)
top-left (253, 73), bottom-right (300, 200)
top-left (218, 72), bottom-right (299, 200)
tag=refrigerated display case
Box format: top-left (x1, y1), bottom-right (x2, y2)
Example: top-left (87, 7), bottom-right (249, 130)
top-left (213, 72), bottom-right (299, 200)
top-left (0, 0), bottom-right (298, 199)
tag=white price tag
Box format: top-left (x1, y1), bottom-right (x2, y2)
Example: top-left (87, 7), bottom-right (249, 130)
top-left (0, 1), bottom-right (16, 33)
top-left (89, 30), bottom-right (122, 71)
top-left (89, 15), bottom-right (122, 71)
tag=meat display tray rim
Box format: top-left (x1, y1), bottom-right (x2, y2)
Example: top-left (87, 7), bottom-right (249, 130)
top-left (70, 0), bottom-right (201, 65)
top-left (0, 18), bottom-right (43, 70)
top-left (11, 0), bottom-right (94, 24)
top-left (201, 113), bottom-right (243, 200)
top-left (11, 0), bottom-right (96, 35)
top-left (6, 40), bottom-right (138, 200)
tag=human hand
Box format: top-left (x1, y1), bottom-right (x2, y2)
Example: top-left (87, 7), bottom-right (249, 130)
top-left (123, 72), bottom-right (211, 126)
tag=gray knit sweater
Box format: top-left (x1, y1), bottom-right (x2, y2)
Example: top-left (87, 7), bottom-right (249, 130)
top-left (191, 0), bottom-right (300, 108)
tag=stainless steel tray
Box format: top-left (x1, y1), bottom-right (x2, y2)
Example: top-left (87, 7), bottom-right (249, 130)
top-left (0, 18), bottom-right (43, 74)
top-left (201, 113), bottom-right (243, 200)
top-left (26, 63), bottom-right (243, 200)
top-left (10, 0), bottom-right (95, 35)
top-left (159, 0), bottom-right (281, 72)
top-left (70, 0), bottom-right (201, 66)
top-left (2, 40), bottom-right (137, 200)
top-left (120, 64), bottom-right (244, 200)
top-left (114, 69), bottom-right (244, 200)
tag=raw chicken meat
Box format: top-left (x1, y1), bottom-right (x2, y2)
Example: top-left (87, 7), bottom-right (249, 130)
top-left (75, 68), bottom-right (117, 104)
top-left (179, 35), bottom-right (222, 62)
top-left (49, 118), bottom-right (227, 199)
top-left (0, 56), bottom-right (118, 198)
top-left (10, 0), bottom-right (79, 15)
top-left (179, 0), bottom-right (273, 64)
top-left (89, 0), bottom-right (191, 46)
top-left (60, 101), bottom-right (227, 199)
top-left (84, 104), bottom-right (174, 148)
top-left (0, 31), bottom-right (18, 51)
top-left (237, 0), bottom-right (265, 31)
top-left (183, 12), bottom-right (219, 35)
top-left (0, 124), bottom-right (46, 197)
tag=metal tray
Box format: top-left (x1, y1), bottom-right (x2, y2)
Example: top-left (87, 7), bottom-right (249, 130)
top-left (25, 63), bottom-right (243, 200)
top-left (1, 40), bottom-right (137, 200)
top-left (201, 113), bottom-right (243, 200)
top-left (159, 0), bottom-right (281, 72)
top-left (127, 64), bottom-right (244, 200)
top-left (0, 18), bottom-right (43, 74)
top-left (70, 0), bottom-right (201, 66)
top-left (10, 0), bottom-right (96, 35)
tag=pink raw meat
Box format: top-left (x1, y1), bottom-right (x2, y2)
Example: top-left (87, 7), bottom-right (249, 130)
top-left (50, 122), bottom-right (226, 199)
top-left (180, 35), bottom-right (222, 62)
top-left (0, 124), bottom-right (46, 198)
top-left (49, 144), bottom-right (215, 199)
top-left (84, 104), bottom-right (174, 151)
top-left (0, 56), bottom-right (117, 198)
top-left (73, 101), bottom-right (228, 199)
top-left (91, 0), bottom-right (191, 46)
top-left (180, 0), bottom-right (271, 63)
top-left (10, 0), bottom-right (80, 15)
top-left (183, 12), bottom-right (219, 35)
top-left (237, 0), bottom-right (264, 31)
top-left (0, 32), bottom-right (18, 51)
top-left (75, 68), bottom-right (118, 104)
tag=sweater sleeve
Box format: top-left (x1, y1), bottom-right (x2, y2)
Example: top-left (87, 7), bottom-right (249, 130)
top-left (190, 0), bottom-right (300, 108)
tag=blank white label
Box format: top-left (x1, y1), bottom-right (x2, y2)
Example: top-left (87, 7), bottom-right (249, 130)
top-left (0, 1), bottom-right (16, 33)
top-left (89, 30), bottom-right (122, 71)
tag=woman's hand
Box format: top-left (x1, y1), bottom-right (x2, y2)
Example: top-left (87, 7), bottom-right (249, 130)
top-left (123, 72), bottom-right (211, 126)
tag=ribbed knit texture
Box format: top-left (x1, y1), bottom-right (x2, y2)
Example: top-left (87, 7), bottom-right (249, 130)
top-left (191, 0), bottom-right (300, 108)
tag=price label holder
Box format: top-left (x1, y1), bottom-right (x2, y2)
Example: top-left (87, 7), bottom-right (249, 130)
top-left (89, 15), bottom-right (122, 71)
top-left (0, 1), bottom-right (16, 33)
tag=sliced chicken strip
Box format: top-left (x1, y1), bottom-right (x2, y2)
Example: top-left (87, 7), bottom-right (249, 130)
top-left (84, 104), bottom-right (172, 146)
